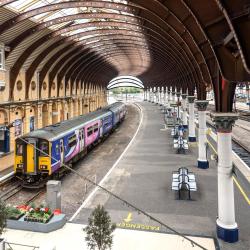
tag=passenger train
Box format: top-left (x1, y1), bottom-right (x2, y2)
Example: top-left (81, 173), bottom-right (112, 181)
top-left (14, 102), bottom-right (126, 188)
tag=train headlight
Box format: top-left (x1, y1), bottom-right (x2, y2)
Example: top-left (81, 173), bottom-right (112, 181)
top-left (17, 164), bottom-right (23, 168)
top-left (40, 165), bottom-right (47, 170)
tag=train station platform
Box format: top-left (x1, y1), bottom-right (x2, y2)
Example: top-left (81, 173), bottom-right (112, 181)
top-left (69, 102), bottom-right (249, 249)
top-left (1, 102), bottom-right (249, 250)
top-left (0, 152), bottom-right (14, 177)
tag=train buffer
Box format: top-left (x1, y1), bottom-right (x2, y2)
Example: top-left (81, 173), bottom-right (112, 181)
top-left (171, 167), bottom-right (197, 200)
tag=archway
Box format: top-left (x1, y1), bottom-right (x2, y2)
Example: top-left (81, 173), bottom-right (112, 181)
top-left (107, 76), bottom-right (144, 103)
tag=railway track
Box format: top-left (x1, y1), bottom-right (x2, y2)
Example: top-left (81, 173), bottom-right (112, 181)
top-left (0, 183), bottom-right (22, 202)
top-left (206, 122), bottom-right (250, 168)
top-left (0, 181), bottom-right (46, 205)
top-left (238, 110), bottom-right (250, 122)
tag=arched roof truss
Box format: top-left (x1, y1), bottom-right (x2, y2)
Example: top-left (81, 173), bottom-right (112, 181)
top-left (0, 0), bottom-right (249, 112)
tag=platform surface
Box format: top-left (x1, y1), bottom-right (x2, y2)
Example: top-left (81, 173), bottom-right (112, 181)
top-left (2, 223), bottom-right (216, 250)
top-left (1, 102), bottom-right (249, 250)
top-left (0, 152), bottom-right (13, 176)
top-left (72, 102), bottom-right (250, 250)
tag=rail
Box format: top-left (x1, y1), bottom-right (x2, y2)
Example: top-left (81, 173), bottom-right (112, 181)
top-left (4, 241), bottom-right (39, 250)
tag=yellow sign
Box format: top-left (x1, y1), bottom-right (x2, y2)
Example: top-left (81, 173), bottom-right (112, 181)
top-left (117, 222), bottom-right (160, 231)
top-left (124, 212), bottom-right (132, 223)
top-left (118, 212), bottom-right (160, 231)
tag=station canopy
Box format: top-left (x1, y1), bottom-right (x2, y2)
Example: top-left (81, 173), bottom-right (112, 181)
top-left (0, 0), bottom-right (249, 107)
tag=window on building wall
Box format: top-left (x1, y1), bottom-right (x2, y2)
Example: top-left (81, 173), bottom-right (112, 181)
top-left (0, 45), bottom-right (4, 70)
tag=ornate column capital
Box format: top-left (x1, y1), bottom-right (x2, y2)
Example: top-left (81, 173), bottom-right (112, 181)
top-left (176, 92), bottom-right (181, 97)
top-left (195, 100), bottom-right (209, 111)
top-left (181, 94), bottom-right (187, 99)
top-left (210, 113), bottom-right (238, 133)
top-left (187, 96), bottom-right (195, 103)
top-left (172, 92), bottom-right (176, 96)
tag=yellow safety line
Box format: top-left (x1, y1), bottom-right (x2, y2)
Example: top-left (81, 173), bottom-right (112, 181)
top-left (206, 138), bottom-right (250, 206)
top-left (233, 176), bottom-right (250, 206)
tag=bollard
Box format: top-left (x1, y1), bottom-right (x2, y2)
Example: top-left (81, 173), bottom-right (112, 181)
top-left (46, 180), bottom-right (61, 212)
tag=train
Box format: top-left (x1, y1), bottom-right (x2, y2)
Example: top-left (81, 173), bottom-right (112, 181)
top-left (14, 102), bottom-right (127, 188)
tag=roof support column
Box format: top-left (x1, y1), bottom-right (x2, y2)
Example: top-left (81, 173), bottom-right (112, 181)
top-left (196, 100), bottom-right (209, 169)
top-left (163, 87), bottom-right (167, 106)
top-left (167, 90), bottom-right (171, 108)
top-left (187, 96), bottom-right (196, 142)
top-left (181, 94), bottom-right (188, 129)
top-left (176, 92), bottom-right (181, 122)
top-left (211, 113), bottom-right (239, 243)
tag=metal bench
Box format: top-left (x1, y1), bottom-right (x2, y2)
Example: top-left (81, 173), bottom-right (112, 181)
top-left (173, 136), bottom-right (189, 153)
top-left (171, 167), bottom-right (197, 199)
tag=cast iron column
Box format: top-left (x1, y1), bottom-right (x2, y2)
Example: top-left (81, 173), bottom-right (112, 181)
top-left (176, 92), bottom-right (181, 122)
top-left (188, 96), bottom-right (196, 142)
top-left (211, 113), bottom-right (239, 243)
top-left (182, 94), bottom-right (188, 129)
top-left (196, 100), bottom-right (209, 169)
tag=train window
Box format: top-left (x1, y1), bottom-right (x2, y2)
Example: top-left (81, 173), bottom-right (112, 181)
top-left (93, 123), bottom-right (98, 133)
top-left (56, 144), bottom-right (60, 154)
top-left (68, 134), bottom-right (77, 147)
top-left (16, 143), bottom-right (23, 155)
top-left (39, 140), bottom-right (49, 156)
top-left (87, 127), bottom-right (93, 137)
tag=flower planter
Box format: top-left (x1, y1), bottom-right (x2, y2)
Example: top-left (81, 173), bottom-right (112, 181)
top-left (7, 214), bottom-right (66, 233)
top-left (7, 212), bottom-right (25, 220)
top-left (24, 213), bottom-right (54, 224)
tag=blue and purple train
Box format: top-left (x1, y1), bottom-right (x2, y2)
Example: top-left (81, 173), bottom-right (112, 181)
top-left (14, 102), bottom-right (126, 187)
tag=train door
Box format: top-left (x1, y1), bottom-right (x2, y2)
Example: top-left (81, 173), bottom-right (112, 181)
top-left (79, 129), bottom-right (85, 151)
top-left (60, 139), bottom-right (64, 166)
top-left (100, 119), bottom-right (103, 137)
top-left (26, 138), bottom-right (37, 173)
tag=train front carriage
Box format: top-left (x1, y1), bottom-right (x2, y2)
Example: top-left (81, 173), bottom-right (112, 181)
top-left (15, 136), bottom-right (51, 185)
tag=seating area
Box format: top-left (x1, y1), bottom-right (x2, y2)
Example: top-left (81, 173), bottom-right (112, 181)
top-left (173, 136), bottom-right (189, 153)
top-left (171, 167), bottom-right (197, 200)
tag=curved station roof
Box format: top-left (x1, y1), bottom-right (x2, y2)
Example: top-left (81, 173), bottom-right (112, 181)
top-left (0, 0), bottom-right (249, 111)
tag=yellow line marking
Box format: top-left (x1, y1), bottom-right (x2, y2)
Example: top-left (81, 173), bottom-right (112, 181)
top-left (206, 138), bottom-right (250, 206)
top-left (124, 212), bottom-right (132, 223)
top-left (233, 176), bottom-right (250, 206)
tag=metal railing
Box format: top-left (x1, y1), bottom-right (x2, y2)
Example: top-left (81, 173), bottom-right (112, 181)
top-left (4, 241), bottom-right (39, 250)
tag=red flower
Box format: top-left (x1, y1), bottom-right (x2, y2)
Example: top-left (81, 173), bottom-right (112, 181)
top-left (35, 207), bottom-right (40, 212)
top-left (53, 209), bottom-right (61, 215)
top-left (45, 207), bottom-right (50, 213)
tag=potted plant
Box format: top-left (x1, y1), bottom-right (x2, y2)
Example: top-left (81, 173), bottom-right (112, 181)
top-left (84, 205), bottom-right (116, 250)
top-left (0, 199), bottom-right (7, 250)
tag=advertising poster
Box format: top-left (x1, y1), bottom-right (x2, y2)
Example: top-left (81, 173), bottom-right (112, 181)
top-left (14, 119), bottom-right (22, 137)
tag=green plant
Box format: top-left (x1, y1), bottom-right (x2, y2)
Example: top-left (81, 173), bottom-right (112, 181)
top-left (6, 206), bottom-right (24, 220)
top-left (0, 199), bottom-right (7, 236)
top-left (84, 205), bottom-right (116, 250)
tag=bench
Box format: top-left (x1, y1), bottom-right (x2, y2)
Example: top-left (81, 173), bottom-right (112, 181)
top-left (171, 167), bottom-right (197, 199)
top-left (173, 136), bottom-right (188, 153)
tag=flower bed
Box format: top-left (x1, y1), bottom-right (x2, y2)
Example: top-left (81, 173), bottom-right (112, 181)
top-left (6, 206), bottom-right (25, 220)
top-left (6, 204), bottom-right (61, 224)
top-left (24, 206), bottom-right (54, 224)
